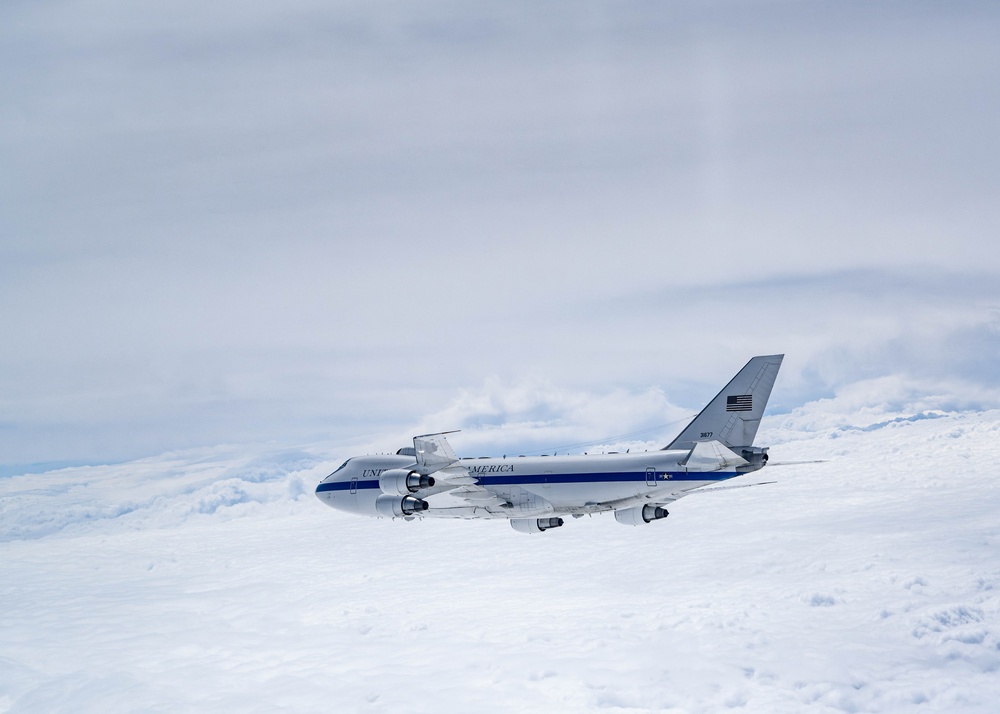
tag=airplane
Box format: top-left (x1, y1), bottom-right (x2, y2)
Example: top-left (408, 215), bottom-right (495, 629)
top-left (315, 354), bottom-right (784, 533)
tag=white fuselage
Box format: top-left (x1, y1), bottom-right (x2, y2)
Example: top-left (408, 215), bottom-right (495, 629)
top-left (315, 450), bottom-right (753, 520)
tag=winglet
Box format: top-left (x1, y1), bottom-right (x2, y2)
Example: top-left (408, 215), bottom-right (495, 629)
top-left (413, 431), bottom-right (460, 474)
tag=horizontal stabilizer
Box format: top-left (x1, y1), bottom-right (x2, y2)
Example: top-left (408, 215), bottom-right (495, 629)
top-left (689, 481), bottom-right (776, 495)
top-left (680, 440), bottom-right (749, 472)
top-left (765, 460), bottom-right (829, 467)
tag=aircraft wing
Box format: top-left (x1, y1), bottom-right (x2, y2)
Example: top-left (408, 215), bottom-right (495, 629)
top-left (424, 464), bottom-right (510, 511)
top-left (435, 483), bottom-right (509, 510)
top-left (411, 432), bottom-right (509, 511)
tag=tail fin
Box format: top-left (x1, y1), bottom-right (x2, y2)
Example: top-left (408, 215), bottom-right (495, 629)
top-left (665, 354), bottom-right (784, 451)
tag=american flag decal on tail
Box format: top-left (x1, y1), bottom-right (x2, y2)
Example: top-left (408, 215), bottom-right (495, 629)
top-left (726, 395), bottom-right (752, 412)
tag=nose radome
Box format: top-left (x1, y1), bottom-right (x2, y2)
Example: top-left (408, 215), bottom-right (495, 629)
top-left (315, 480), bottom-right (335, 504)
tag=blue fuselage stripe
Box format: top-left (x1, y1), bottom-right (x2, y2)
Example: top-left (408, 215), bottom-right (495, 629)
top-left (315, 471), bottom-right (735, 493)
top-left (316, 479), bottom-right (378, 492)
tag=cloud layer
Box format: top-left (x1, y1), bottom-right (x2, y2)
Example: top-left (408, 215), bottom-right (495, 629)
top-left (3, 401), bottom-right (1000, 711)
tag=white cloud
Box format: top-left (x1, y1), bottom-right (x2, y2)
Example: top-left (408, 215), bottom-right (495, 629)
top-left (399, 375), bottom-right (687, 456)
top-left (3, 401), bottom-right (1000, 711)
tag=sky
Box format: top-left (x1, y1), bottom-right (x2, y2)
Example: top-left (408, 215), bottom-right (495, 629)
top-left (3, 1), bottom-right (1000, 469)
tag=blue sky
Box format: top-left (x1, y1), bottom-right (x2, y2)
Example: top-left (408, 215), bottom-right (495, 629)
top-left (3, 1), bottom-right (999, 468)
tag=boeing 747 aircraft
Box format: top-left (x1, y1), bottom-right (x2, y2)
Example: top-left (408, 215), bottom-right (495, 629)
top-left (316, 355), bottom-right (783, 533)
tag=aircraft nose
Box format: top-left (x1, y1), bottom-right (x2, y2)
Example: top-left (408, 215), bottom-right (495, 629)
top-left (315, 480), bottom-right (334, 503)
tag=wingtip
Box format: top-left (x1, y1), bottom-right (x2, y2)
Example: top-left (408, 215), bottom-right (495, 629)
top-left (413, 429), bottom-right (462, 439)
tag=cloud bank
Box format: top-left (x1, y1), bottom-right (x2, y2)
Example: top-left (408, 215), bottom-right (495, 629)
top-left (3, 402), bottom-right (1000, 711)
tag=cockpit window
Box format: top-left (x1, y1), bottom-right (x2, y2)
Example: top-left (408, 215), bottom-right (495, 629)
top-left (327, 459), bottom-right (352, 477)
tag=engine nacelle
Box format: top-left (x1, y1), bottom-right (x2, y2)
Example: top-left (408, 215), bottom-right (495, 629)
top-left (739, 446), bottom-right (769, 471)
top-left (378, 468), bottom-right (435, 496)
top-left (510, 517), bottom-right (564, 534)
top-left (375, 494), bottom-right (429, 518)
top-left (614, 504), bottom-right (670, 526)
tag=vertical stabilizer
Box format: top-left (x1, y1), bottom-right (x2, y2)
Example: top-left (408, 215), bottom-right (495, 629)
top-left (665, 354), bottom-right (783, 451)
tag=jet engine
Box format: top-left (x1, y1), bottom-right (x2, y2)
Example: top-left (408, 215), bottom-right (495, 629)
top-left (378, 468), bottom-right (435, 496)
top-left (739, 446), bottom-right (769, 471)
top-left (510, 517), bottom-right (564, 534)
top-left (614, 504), bottom-right (669, 526)
top-left (375, 494), bottom-right (429, 518)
